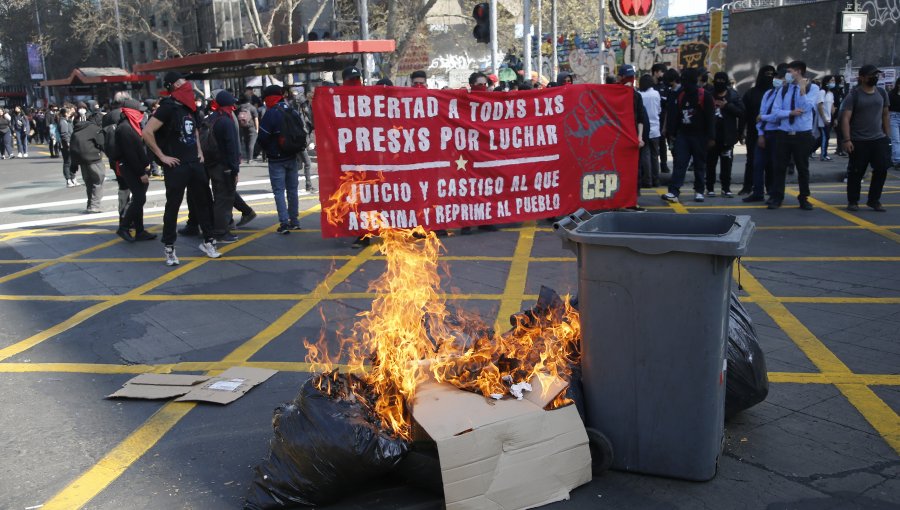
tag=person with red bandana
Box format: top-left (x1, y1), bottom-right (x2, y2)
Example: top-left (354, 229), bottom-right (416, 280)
top-left (339, 67), bottom-right (373, 248)
top-left (143, 71), bottom-right (220, 266)
top-left (204, 90), bottom-right (244, 243)
top-left (410, 70), bottom-right (427, 88)
top-left (115, 100), bottom-right (156, 244)
top-left (460, 72), bottom-right (499, 235)
top-left (258, 84), bottom-right (305, 235)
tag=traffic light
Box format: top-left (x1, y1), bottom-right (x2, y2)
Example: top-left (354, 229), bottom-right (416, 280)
top-left (473, 3), bottom-right (490, 44)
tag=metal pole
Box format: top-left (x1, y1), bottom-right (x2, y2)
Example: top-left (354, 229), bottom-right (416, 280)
top-left (523, 0), bottom-right (532, 84)
top-left (113, 0), bottom-right (126, 69)
top-left (599, 0), bottom-right (606, 80)
top-left (551, 0), bottom-right (557, 82)
top-left (33, 0), bottom-right (49, 105)
top-left (358, 0), bottom-right (370, 82)
top-left (846, 0), bottom-right (857, 81)
top-left (535, 0), bottom-right (542, 81)
top-left (490, 0), bottom-right (498, 74)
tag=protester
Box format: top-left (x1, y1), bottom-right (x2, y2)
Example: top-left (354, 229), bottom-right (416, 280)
top-left (833, 75), bottom-right (848, 155)
top-left (662, 68), bottom-right (715, 203)
top-left (739, 66), bottom-right (775, 195)
top-left (296, 89), bottom-right (317, 193)
top-left (238, 94), bottom-right (260, 164)
top-left (116, 99), bottom-right (157, 243)
top-left (59, 107), bottom-right (80, 187)
top-left (204, 90), bottom-right (243, 243)
top-left (258, 83), bottom-right (305, 235)
top-left (460, 71), bottom-right (500, 235)
top-left (12, 106), bottom-right (28, 157)
top-left (706, 71), bottom-right (744, 197)
top-left (70, 108), bottom-right (106, 213)
top-left (840, 65), bottom-right (891, 212)
top-left (46, 104), bottom-right (60, 158)
top-left (768, 60), bottom-right (819, 210)
top-left (744, 66), bottom-right (783, 203)
top-left (617, 65), bottom-right (648, 194)
top-left (409, 70), bottom-right (447, 236)
top-left (653, 65), bottom-right (674, 174)
top-left (143, 71), bottom-right (220, 266)
top-left (0, 108), bottom-right (12, 159)
top-left (816, 75), bottom-right (835, 161)
top-left (638, 74), bottom-right (661, 188)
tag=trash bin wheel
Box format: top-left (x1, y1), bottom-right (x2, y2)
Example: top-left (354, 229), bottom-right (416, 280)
top-left (586, 427), bottom-right (614, 475)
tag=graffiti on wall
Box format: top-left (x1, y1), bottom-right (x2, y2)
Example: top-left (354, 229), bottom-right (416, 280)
top-left (861, 0), bottom-right (900, 26)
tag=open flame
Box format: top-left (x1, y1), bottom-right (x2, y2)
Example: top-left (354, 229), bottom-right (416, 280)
top-left (309, 179), bottom-right (580, 440)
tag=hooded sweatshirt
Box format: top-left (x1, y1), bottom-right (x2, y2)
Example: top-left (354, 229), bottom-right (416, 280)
top-left (70, 119), bottom-right (104, 164)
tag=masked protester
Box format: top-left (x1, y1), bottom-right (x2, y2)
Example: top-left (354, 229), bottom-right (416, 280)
top-left (839, 65), bottom-right (891, 212)
top-left (204, 90), bottom-right (246, 243)
top-left (258, 84), bottom-right (306, 235)
top-left (705, 71), bottom-right (744, 198)
top-left (115, 100), bottom-right (156, 243)
top-left (745, 65), bottom-right (784, 202)
top-left (410, 70), bottom-right (428, 88)
top-left (460, 71), bottom-right (501, 234)
top-left (143, 70), bottom-right (220, 266)
top-left (662, 67), bottom-right (716, 204)
top-left (739, 65), bottom-right (775, 195)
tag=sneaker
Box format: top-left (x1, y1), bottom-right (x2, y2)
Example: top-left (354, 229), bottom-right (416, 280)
top-left (723, 191), bottom-right (734, 198)
top-left (72, 177), bottom-right (81, 186)
top-left (706, 191), bottom-right (717, 197)
top-left (276, 223), bottom-right (291, 235)
top-left (134, 230), bottom-right (157, 241)
top-left (821, 156), bottom-right (833, 161)
top-left (351, 235), bottom-right (370, 248)
top-left (305, 187), bottom-right (318, 193)
top-left (867, 201), bottom-right (886, 212)
top-left (742, 195), bottom-right (765, 203)
top-left (236, 211), bottom-right (257, 227)
top-left (22, 153), bottom-right (28, 158)
top-left (660, 165), bottom-right (671, 174)
top-left (177, 225), bottom-right (200, 236)
top-left (116, 229), bottom-right (135, 243)
top-left (694, 193), bottom-right (705, 202)
top-left (199, 239), bottom-right (222, 258)
top-left (164, 245), bottom-right (179, 266)
top-left (216, 233), bottom-right (239, 244)
top-left (847, 202), bottom-right (859, 211)
top-left (799, 201), bottom-right (814, 211)
top-left (660, 192), bottom-right (678, 203)
top-left (66, 179), bottom-right (75, 188)
top-left (767, 201), bottom-right (782, 210)
top-left (16, 152), bottom-right (22, 158)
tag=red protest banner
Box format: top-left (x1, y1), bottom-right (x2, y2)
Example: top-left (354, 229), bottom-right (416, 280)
top-left (313, 84), bottom-right (638, 237)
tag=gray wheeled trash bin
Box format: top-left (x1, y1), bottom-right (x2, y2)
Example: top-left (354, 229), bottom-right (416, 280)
top-left (554, 209), bottom-right (754, 481)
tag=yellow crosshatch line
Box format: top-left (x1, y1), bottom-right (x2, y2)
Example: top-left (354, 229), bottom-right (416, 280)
top-left (664, 199), bottom-right (900, 456)
top-left (0, 182), bottom-right (893, 508)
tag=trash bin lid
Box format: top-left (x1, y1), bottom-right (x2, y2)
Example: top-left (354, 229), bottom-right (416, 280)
top-left (555, 211), bottom-right (755, 256)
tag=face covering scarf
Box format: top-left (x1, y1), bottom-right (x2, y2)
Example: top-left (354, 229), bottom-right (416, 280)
top-left (171, 81), bottom-right (197, 112)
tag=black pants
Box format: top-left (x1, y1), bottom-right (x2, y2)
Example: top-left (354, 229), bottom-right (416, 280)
top-left (668, 133), bottom-right (708, 196)
top-left (120, 169), bottom-right (149, 232)
top-left (161, 162), bottom-right (214, 246)
top-left (847, 137), bottom-right (891, 204)
top-left (706, 142), bottom-right (734, 193)
top-left (658, 135), bottom-right (669, 170)
top-left (772, 131), bottom-right (813, 204)
top-left (742, 131), bottom-right (758, 191)
top-left (207, 163), bottom-right (236, 236)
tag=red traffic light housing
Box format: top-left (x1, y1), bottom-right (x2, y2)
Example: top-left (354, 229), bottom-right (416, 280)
top-left (473, 3), bottom-right (490, 44)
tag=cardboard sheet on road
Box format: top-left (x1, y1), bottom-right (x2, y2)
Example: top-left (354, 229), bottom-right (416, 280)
top-left (108, 367), bottom-right (276, 404)
top-left (412, 376), bottom-right (591, 510)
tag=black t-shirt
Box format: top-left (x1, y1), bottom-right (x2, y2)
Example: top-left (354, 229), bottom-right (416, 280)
top-left (152, 99), bottom-right (200, 164)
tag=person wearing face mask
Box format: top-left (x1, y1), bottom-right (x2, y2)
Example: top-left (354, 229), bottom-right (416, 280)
top-left (662, 67), bottom-right (715, 204)
top-left (816, 75), bottom-right (836, 161)
top-left (115, 99), bottom-right (156, 243)
top-left (12, 106), bottom-right (28, 157)
top-left (259, 84), bottom-right (307, 236)
top-left (656, 67), bottom-right (678, 174)
top-left (768, 60), bottom-right (819, 210)
top-left (839, 65), bottom-right (891, 212)
top-left (59, 107), bottom-right (80, 187)
top-left (0, 108), bottom-right (12, 160)
top-left (705, 71), bottom-right (744, 198)
top-left (738, 66), bottom-right (775, 195)
top-left (460, 71), bottom-right (500, 234)
top-left (410, 70), bottom-right (428, 89)
top-left (833, 75), bottom-right (848, 155)
top-left (143, 70), bottom-right (220, 266)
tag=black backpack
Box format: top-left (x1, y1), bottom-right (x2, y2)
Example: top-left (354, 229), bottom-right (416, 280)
top-left (103, 122), bottom-right (119, 162)
top-left (278, 107), bottom-right (307, 155)
top-left (199, 112), bottom-right (225, 163)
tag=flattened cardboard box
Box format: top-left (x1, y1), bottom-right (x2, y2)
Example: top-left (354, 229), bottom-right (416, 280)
top-left (411, 377), bottom-right (592, 510)
top-left (108, 368), bottom-right (276, 404)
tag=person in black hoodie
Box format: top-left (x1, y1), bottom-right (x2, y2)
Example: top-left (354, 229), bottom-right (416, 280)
top-left (705, 71), bottom-right (745, 197)
top-left (739, 66), bottom-right (775, 195)
top-left (116, 100), bottom-right (156, 243)
top-left (204, 90), bottom-right (242, 243)
top-left (0, 108), bottom-right (12, 159)
top-left (662, 67), bottom-right (716, 203)
top-left (70, 111), bottom-right (106, 212)
top-left (59, 107), bottom-right (79, 187)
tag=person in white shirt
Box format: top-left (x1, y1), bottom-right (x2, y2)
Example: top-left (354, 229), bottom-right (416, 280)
top-left (638, 74), bottom-right (662, 187)
top-left (817, 75), bottom-right (835, 161)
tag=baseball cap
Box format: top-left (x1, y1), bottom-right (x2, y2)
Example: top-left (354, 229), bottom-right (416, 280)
top-left (858, 64), bottom-right (881, 76)
top-left (617, 64), bottom-right (636, 77)
top-left (121, 99), bottom-right (147, 112)
top-left (162, 71), bottom-right (184, 88)
top-left (262, 84), bottom-right (283, 98)
top-left (215, 90), bottom-right (236, 107)
top-left (342, 66), bottom-right (362, 80)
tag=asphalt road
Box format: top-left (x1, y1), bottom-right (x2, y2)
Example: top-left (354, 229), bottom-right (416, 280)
top-left (0, 144), bottom-right (898, 510)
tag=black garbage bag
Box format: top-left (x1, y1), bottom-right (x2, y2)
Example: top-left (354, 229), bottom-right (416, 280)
top-left (725, 293), bottom-right (769, 419)
top-left (244, 373), bottom-right (409, 509)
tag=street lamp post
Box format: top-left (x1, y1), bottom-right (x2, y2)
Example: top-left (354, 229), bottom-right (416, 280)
top-left (113, 0), bottom-right (126, 70)
top-left (33, 0), bottom-right (50, 105)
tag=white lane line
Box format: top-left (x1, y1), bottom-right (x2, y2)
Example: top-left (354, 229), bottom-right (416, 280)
top-left (0, 189), bottom-right (320, 232)
top-left (0, 176), bottom-right (318, 214)
top-left (472, 154), bottom-right (559, 168)
top-left (340, 161), bottom-right (450, 172)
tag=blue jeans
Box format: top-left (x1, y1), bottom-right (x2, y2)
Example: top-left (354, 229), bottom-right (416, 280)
top-left (819, 125), bottom-right (831, 157)
top-left (14, 130), bottom-right (27, 154)
top-left (668, 133), bottom-right (708, 197)
top-left (890, 112), bottom-right (900, 164)
top-left (268, 157), bottom-right (299, 225)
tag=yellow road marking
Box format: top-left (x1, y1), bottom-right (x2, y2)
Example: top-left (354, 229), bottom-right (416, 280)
top-left (797, 191), bottom-right (900, 244)
top-left (494, 223), bottom-right (536, 332)
top-left (768, 372), bottom-right (900, 386)
top-left (743, 256), bottom-right (900, 262)
top-left (742, 296), bottom-right (900, 304)
top-left (0, 237), bottom-right (122, 286)
top-left (836, 384), bottom-right (900, 454)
